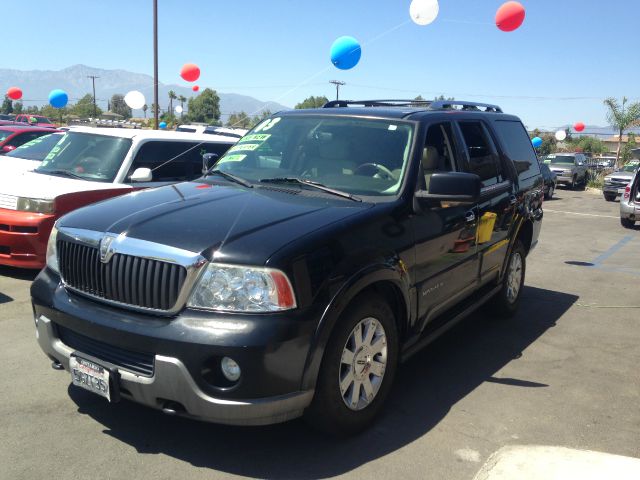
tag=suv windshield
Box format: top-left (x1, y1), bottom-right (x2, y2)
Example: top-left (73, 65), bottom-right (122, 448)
top-left (622, 164), bottom-right (639, 172)
top-left (214, 115), bottom-right (414, 196)
top-left (5, 133), bottom-right (62, 161)
top-left (35, 132), bottom-right (132, 182)
top-left (549, 155), bottom-right (576, 165)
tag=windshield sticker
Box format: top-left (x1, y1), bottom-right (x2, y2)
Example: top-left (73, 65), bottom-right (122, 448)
top-left (228, 143), bottom-right (260, 153)
top-left (44, 153), bottom-right (56, 161)
top-left (388, 125), bottom-right (398, 131)
top-left (240, 133), bottom-right (271, 143)
top-left (254, 117), bottom-right (281, 132)
top-left (222, 154), bottom-right (247, 162)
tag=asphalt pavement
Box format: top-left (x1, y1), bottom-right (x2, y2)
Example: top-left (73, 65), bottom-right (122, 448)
top-left (0, 187), bottom-right (638, 480)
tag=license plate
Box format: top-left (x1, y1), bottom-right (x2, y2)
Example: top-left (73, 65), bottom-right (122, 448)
top-left (70, 355), bottom-right (113, 402)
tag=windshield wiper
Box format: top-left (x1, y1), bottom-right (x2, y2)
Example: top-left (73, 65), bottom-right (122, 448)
top-left (205, 169), bottom-right (253, 188)
top-left (259, 177), bottom-right (361, 202)
top-left (35, 169), bottom-right (85, 180)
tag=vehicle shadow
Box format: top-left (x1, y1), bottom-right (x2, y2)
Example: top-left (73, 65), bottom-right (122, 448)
top-left (67, 286), bottom-right (577, 479)
top-left (0, 265), bottom-right (39, 281)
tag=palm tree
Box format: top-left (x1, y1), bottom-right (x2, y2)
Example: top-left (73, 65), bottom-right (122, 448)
top-left (168, 90), bottom-right (177, 116)
top-left (142, 104), bottom-right (148, 118)
top-left (603, 97), bottom-right (640, 167)
top-left (178, 95), bottom-right (186, 118)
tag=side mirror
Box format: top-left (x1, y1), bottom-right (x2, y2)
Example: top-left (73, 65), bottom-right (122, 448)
top-left (1, 145), bottom-right (16, 154)
top-left (415, 172), bottom-right (481, 206)
top-left (202, 152), bottom-right (219, 174)
top-left (130, 167), bottom-right (152, 182)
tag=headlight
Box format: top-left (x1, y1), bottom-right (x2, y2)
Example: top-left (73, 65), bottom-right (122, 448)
top-left (16, 197), bottom-right (54, 214)
top-left (188, 264), bottom-right (296, 312)
top-left (46, 225), bottom-right (59, 273)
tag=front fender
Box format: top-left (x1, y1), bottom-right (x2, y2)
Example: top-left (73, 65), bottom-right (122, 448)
top-left (300, 261), bottom-right (411, 391)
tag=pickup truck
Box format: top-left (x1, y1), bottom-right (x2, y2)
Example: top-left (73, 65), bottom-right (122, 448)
top-left (545, 153), bottom-right (588, 189)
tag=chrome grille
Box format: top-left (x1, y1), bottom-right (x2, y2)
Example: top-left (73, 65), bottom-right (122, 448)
top-left (58, 240), bottom-right (188, 311)
top-left (0, 193), bottom-right (18, 210)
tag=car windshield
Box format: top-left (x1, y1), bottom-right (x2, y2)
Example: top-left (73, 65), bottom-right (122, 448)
top-left (549, 155), bottom-right (576, 165)
top-left (35, 132), bottom-right (132, 182)
top-left (0, 130), bottom-right (13, 142)
top-left (214, 115), bottom-right (415, 197)
top-left (34, 117), bottom-right (52, 124)
top-left (622, 164), bottom-right (639, 172)
top-left (4, 133), bottom-right (62, 161)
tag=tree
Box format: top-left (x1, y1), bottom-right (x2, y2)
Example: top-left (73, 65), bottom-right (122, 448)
top-left (250, 109), bottom-right (272, 128)
top-left (621, 132), bottom-right (637, 163)
top-left (178, 95), bottom-right (186, 118)
top-left (186, 88), bottom-right (221, 125)
top-left (25, 105), bottom-right (39, 114)
top-left (13, 102), bottom-right (23, 114)
top-left (603, 97), bottom-right (640, 167)
top-left (71, 94), bottom-right (102, 118)
top-left (226, 111), bottom-right (252, 128)
top-left (142, 104), bottom-right (148, 118)
top-left (168, 90), bottom-right (177, 116)
top-left (433, 95), bottom-right (455, 101)
top-left (566, 136), bottom-right (607, 155)
top-left (295, 96), bottom-right (328, 109)
top-left (110, 94), bottom-right (132, 118)
top-left (2, 96), bottom-right (13, 114)
top-left (40, 104), bottom-right (68, 124)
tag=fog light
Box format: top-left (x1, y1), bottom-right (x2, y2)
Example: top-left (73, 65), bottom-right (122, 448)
top-left (221, 357), bottom-right (241, 382)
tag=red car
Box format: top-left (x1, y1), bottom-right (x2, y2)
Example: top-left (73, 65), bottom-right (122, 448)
top-left (0, 126), bottom-right (61, 154)
top-left (14, 114), bottom-right (56, 128)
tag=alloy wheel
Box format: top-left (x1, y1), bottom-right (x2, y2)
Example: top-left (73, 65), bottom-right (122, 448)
top-left (506, 252), bottom-right (523, 303)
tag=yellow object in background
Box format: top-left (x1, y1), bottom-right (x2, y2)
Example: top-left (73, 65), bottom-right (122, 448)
top-left (477, 212), bottom-right (497, 244)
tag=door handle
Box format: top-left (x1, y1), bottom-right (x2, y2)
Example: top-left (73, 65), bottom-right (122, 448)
top-left (465, 211), bottom-right (476, 223)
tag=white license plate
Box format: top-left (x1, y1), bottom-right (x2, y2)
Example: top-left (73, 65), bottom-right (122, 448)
top-left (70, 355), bottom-right (112, 401)
top-left (618, 188), bottom-right (626, 194)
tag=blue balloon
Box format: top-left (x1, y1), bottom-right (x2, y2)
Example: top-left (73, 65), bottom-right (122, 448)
top-left (48, 89), bottom-right (68, 109)
top-left (159, 121), bottom-right (167, 129)
top-left (532, 136), bottom-right (543, 148)
top-left (330, 36), bottom-right (362, 70)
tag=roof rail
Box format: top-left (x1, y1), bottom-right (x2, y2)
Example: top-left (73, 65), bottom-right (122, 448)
top-left (323, 99), bottom-right (432, 108)
top-left (429, 101), bottom-right (503, 113)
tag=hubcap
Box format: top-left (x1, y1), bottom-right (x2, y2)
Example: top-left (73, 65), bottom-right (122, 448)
top-left (506, 252), bottom-right (523, 303)
top-left (339, 317), bottom-right (387, 411)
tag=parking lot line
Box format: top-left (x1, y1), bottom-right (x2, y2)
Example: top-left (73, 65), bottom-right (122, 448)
top-left (543, 209), bottom-right (619, 219)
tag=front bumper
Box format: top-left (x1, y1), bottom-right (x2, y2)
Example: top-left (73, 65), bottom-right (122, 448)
top-left (0, 208), bottom-right (54, 269)
top-left (555, 175), bottom-right (574, 185)
top-left (32, 268), bottom-right (319, 425)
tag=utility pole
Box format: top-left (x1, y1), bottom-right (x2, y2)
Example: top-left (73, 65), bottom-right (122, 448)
top-left (87, 75), bottom-right (99, 118)
top-left (153, 0), bottom-right (159, 130)
top-left (329, 80), bottom-right (345, 101)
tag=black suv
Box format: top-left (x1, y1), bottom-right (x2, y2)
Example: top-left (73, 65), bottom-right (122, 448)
top-left (32, 100), bottom-right (543, 434)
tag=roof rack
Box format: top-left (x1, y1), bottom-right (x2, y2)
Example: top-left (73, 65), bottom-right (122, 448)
top-left (323, 99), bottom-right (432, 108)
top-left (322, 99), bottom-right (503, 113)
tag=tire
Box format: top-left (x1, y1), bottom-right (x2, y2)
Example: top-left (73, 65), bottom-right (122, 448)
top-left (604, 194), bottom-right (616, 202)
top-left (570, 176), bottom-right (577, 190)
top-left (305, 294), bottom-right (399, 435)
top-left (621, 217), bottom-right (636, 229)
top-left (487, 240), bottom-right (526, 318)
top-left (545, 185), bottom-right (554, 200)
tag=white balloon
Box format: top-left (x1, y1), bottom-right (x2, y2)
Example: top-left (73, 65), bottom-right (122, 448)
top-left (555, 130), bottom-right (567, 141)
top-left (174, 105), bottom-right (183, 114)
top-left (410, 0), bottom-right (439, 26)
top-left (124, 90), bottom-right (146, 110)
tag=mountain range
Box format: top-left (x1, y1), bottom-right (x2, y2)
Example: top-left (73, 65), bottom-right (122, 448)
top-left (0, 64), bottom-right (290, 118)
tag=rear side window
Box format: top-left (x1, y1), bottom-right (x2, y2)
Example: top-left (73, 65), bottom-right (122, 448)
top-left (494, 120), bottom-right (541, 180)
top-left (128, 141), bottom-right (233, 182)
top-left (458, 121), bottom-right (502, 187)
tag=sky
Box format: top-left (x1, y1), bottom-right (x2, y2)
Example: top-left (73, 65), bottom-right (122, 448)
top-left (3, 0), bottom-right (639, 128)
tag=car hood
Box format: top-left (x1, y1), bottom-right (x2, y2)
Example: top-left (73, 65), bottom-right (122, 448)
top-left (0, 170), bottom-right (129, 200)
top-left (58, 180), bottom-right (372, 264)
top-left (0, 157), bottom-right (40, 174)
top-left (606, 171), bottom-right (635, 180)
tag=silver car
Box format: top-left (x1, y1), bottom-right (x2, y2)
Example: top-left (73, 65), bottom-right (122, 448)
top-left (620, 170), bottom-right (640, 228)
top-left (546, 153), bottom-right (588, 189)
top-left (604, 162), bottom-right (640, 201)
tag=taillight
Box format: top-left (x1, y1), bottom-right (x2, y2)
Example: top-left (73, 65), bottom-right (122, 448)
top-left (624, 185), bottom-right (631, 199)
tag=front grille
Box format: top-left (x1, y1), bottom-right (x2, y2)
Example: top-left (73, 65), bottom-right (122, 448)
top-left (56, 324), bottom-right (155, 377)
top-left (0, 193), bottom-right (17, 210)
top-left (58, 240), bottom-right (188, 311)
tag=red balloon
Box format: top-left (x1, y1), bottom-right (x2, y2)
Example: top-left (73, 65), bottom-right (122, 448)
top-left (180, 63), bottom-right (200, 82)
top-left (495, 1), bottom-right (526, 32)
top-left (574, 122), bottom-right (585, 132)
top-left (6, 86), bottom-right (22, 100)
top-left (192, 85), bottom-right (200, 92)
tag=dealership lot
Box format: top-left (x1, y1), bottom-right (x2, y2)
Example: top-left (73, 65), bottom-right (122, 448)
top-left (1, 188), bottom-right (638, 480)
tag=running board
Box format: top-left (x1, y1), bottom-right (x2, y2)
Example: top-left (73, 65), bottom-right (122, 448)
top-left (401, 283), bottom-right (502, 362)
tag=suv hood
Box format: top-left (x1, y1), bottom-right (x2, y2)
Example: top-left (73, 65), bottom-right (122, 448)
top-left (0, 170), bottom-right (129, 200)
top-left (58, 181), bottom-right (371, 264)
top-left (1, 157), bottom-right (40, 174)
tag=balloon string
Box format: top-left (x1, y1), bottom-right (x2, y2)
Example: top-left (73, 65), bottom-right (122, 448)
top-left (440, 19), bottom-right (495, 26)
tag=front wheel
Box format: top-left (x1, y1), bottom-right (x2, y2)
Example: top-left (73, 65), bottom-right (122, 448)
top-left (305, 295), bottom-right (398, 435)
top-left (545, 185), bottom-right (554, 200)
top-left (570, 176), bottom-right (577, 190)
top-left (487, 240), bottom-right (526, 317)
top-left (621, 217), bottom-right (636, 229)
top-left (604, 194), bottom-right (616, 202)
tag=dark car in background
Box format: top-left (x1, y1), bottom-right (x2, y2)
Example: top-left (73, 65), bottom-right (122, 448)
top-left (32, 100), bottom-right (543, 434)
top-left (539, 163), bottom-right (557, 200)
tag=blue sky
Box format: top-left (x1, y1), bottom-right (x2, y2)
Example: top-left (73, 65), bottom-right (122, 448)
top-left (3, 0), bottom-right (639, 128)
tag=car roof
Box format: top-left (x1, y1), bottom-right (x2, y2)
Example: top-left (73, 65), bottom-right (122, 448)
top-left (0, 126), bottom-right (60, 133)
top-left (67, 126), bottom-right (238, 143)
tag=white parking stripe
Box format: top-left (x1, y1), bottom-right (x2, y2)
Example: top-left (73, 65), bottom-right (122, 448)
top-left (544, 209), bottom-right (619, 219)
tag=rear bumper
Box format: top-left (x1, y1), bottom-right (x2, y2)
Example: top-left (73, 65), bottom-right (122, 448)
top-left (0, 208), bottom-right (54, 269)
top-left (620, 200), bottom-right (639, 220)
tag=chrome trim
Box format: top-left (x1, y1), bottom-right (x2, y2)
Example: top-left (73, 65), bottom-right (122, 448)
top-left (57, 227), bottom-right (208, 316)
